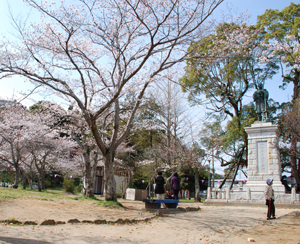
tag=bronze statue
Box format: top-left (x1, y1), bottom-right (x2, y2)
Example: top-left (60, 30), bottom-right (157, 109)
top-left (253, 83), bottom-right (269, 122)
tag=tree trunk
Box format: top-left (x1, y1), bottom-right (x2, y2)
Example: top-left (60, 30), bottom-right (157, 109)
top-left (41, 165), bottom-right (46, 190)
top-left (128, 170), bottom-right (132, 188)
top-left (28, 161), bottom-right (34, 189)
top-left (20, 170), bottom-right (26, 189)
top-left (219, 166), bottom-right (234, 189)
top-left (34, 160), bottom-right (42, 191)
top-left (298, 158), bottom-right (300, 182)
top-left (291, 70), bottom-right (300, 186)
top-left (27, 174), bottom-right (33, 190)
top-left (90, 150), bottom-right (99, 197)
top-left (104, 152), bottom-right (117, 201)
top-left (14, 164), bottom-right (20, 186)
top-left (194, 168), bottom-right (200, 202)
top-left (83, 150), bottom-right (94, 198)
top-left (290, 137), bottom-right (300, 186)
top-left (230, 161), bottom-right (240, 190)
top-left (37, 173), bottom-right (42, 192)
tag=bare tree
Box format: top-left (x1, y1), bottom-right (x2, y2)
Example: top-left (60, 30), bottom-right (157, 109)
top-left (148, 75), bottom-right (207, 201)
top-left (150, 73), bottom-right (190, 168)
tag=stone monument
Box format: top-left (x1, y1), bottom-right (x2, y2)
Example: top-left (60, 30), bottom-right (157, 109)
top-left (243, 85), bottom-right (286, 201)
top-left (206, 85), bottom-right (299, 203)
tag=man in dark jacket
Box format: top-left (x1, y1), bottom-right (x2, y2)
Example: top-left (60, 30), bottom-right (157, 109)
top-left (155, 171), bottom-right (165, 199)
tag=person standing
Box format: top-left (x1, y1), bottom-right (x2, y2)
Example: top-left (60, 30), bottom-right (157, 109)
top-left (265, 179), bottom-right (276, 220)
top-left (171, 172), bottom-right (181, 200)
top-left (155, 171), bottom-right (165, 199)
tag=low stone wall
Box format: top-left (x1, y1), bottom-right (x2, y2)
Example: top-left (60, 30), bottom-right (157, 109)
top-left (206, 186), bottom-right (300, 204)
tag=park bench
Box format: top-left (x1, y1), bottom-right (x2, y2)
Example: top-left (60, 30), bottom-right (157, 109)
top-left (143, 199), bottom-right (179, 209)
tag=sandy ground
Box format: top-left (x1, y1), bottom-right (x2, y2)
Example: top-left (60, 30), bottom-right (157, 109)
top-left (0, 197), bottom-right (300, 244)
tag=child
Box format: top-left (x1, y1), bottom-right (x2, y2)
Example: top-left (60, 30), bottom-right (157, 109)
top-left (165, 191), bottom-right (173, 199)
top-left (265, 179), bottom-right (275, 220)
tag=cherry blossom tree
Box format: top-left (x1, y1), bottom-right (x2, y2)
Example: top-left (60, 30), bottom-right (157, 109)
top-left (37, 101), bottom-right (133, 197)
top-left (279, 98), bottom-right (300, 185)
top-left (33, 101), bottom-right (100, 196)
top-left (0, 104), bottom-right (37, 187)
top-left (25, 134), bottom-right (80, 191)
top-left (0, 0), bottom-right (223, 200)
top-left (281, 99), bottom-right (300, 143)
top-left (0, 103), bottom-right (79, 189)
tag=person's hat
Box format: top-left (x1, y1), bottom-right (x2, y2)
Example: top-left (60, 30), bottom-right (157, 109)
top-left (266, 179), bottom-right (273, 185)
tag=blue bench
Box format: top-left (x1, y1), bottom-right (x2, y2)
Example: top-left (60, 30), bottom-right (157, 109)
top-left (143, 199), bottom-right (179, 209)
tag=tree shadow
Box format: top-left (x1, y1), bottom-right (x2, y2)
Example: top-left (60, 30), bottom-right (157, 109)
top-left (0, 236), bottom-right (51, 244)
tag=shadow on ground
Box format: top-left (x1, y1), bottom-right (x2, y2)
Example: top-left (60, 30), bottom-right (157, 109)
top-left (0, 236), bottom-right (51, 244)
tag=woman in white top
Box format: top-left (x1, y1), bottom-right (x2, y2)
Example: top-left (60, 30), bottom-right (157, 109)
top-left (265, 179), bottom-right (275, 220)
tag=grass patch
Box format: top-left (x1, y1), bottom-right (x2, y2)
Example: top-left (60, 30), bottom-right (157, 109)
top-left (40, 198), bottom-right (49, 201)
top-left (0, 188), bottom-right (124, 208)
top-left (179, 199), bottom-right (197, 202)
top-left (0, 187), bottom-right (80, 202)
top-left (2, 195), bottom-right (17, 200)
top-left (72, 195), bottom-right (99, 201)
top-left (71, 196), bottom-right (124, 208)
top-left (97, 200), bottom-right (123, 208)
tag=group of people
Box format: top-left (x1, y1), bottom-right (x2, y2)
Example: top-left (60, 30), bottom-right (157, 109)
top-left (156, 174), bottom-right (278, 221)
top-left (154, 171), bottom-right (282, 221)
top-left (154, 171), bottom-right (181, 200)
top-left (0, 181), bottom-right (10, 187)
top-left (280, 175), bottom-right (298, 192)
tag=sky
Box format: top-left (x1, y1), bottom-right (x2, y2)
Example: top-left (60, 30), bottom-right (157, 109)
top-left (0, 0), bottom-right (297, 106)
top-left (0, 0), bottom-right (298, 176)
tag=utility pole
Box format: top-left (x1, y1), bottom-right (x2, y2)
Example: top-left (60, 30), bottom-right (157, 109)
top-left (212, 149), bottom-right (215, 188)
top-left (208, 160), bottom-right (211, 188)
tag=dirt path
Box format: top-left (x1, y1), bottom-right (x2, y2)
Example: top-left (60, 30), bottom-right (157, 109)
top-left (0, 198), bottom-right (300, 243)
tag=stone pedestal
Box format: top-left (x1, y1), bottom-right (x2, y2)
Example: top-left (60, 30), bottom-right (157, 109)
top-left (126, 188), bottom-right (147, 201)
top-left (245, 122), bottom-right (285, 198)
top-left (207, 187), bottom-right (211, 200)
top-left (205, 121), bottom-right (298, 204)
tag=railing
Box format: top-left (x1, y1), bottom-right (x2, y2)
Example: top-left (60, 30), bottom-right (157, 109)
top-left (206, 186), bottom-right (300, 203)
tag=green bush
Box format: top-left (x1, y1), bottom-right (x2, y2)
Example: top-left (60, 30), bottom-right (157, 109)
top-left (44, 179), bottom-right (52, 188)
top-left (74, 185), bottom-right (83, 193)
top-left (131, 176), bottom-right (148, 189)
top-left (62, 178), bottom-right (74, 193)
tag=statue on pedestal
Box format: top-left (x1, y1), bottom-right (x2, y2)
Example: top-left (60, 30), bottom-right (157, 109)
top-left (253, 83), bottom-right (269, 122)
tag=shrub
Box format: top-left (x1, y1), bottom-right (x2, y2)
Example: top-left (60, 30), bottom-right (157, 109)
top-left (74, 185), bottom-right (83, 193)
top-left (131, 176), bottom-right (148, 189)
top-left (62, 178), bottom-right (74, 193)
top-left (44, 179), bottom-right (52, 188)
